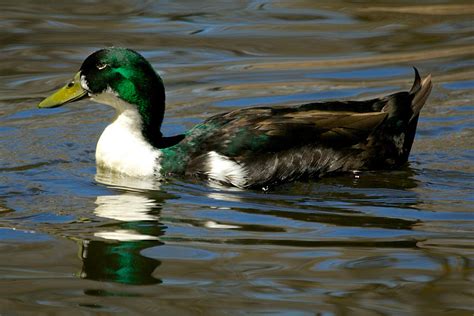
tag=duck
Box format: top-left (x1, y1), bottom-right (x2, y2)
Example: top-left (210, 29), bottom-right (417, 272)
top-left (38, 47), bottom-right (432, 189)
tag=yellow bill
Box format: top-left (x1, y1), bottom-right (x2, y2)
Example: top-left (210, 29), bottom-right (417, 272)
top-left (38, 72), bottom-right (88, 108)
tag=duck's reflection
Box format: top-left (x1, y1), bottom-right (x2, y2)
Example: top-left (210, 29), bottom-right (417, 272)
top-left (80, 238), bottom-right (163, 285)
top-left (79, 174), bottom-right (169, 285)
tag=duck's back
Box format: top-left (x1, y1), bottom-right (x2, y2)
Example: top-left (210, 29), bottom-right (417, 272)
top-left (160, 68), bottom-right (432, 188)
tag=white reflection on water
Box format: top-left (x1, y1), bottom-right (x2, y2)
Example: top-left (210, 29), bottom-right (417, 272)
top-left (93, 172), bottom-right (162, 241)
top-left (94, 229), bottom-right (159, 241)
top-left (95, 169), bottom-right (162, 191)
top-left (94, 193), bottom-right (160, 241)
top-left (95, 194), bottom-right (159, 222)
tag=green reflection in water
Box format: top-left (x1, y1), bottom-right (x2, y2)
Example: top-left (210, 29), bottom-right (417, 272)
top-left (79, 181), bottom-right (171, 285)
top-left (80, 238), bottom-right (163, 285)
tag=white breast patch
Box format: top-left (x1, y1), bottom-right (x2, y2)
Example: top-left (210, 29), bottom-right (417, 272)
top-left (95, 105), bottom-right (161, 177)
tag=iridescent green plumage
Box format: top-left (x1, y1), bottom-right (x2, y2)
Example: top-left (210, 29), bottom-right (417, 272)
top-left (79, 48), bottom-right (166, 147)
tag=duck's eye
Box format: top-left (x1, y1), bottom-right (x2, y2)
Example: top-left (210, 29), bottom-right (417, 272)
top-left (97, 63), bottom-right (108, 70)
top-left (67, 81), bottom-right (74, 88)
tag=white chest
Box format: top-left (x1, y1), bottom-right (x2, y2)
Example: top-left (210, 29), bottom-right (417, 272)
top-left (95, 110), bottom-right (161, 177)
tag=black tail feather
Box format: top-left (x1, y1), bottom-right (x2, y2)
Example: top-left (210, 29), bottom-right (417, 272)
top-left (409, 67), bottom-right (422, 95)
top-left (409, 68), bottom-right (432, 123)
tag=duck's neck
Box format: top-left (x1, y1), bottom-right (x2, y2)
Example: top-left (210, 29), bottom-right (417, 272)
top-left (133, 88), bottom-right (165, 148)
top-left (96, 107), bottom-right (162, 177)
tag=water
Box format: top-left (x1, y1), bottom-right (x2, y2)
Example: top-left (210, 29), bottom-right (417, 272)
top-left (1, 1), bottom-right (473, 314)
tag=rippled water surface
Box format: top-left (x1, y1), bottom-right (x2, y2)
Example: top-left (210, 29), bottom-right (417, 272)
top-left (1, 1), bottom-right (473, 314)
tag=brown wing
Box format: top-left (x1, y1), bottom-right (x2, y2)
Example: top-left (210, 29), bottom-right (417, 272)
top-left (198, 106), bottom-right (388, 157)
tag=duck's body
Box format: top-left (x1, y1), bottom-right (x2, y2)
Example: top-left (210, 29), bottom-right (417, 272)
top-left (39, 48), bottom-right (432, 189)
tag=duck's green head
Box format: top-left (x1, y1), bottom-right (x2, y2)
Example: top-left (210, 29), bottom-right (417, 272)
top-left (39, 47), bottom-right (166, 143)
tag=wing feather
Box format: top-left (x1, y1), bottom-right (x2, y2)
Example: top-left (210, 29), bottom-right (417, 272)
top-left (199, 107), bottom-right (387, 157)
